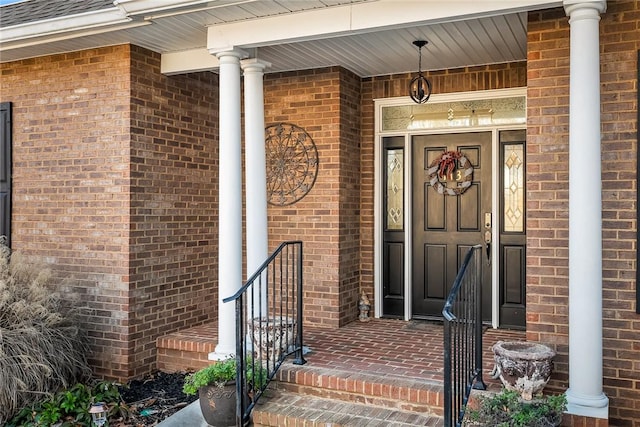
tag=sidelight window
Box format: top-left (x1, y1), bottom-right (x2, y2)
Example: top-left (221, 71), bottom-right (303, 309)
top-left (384, 147), bottom-right (404, 230)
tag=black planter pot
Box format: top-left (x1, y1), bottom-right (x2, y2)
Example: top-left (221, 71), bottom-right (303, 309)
top-left (198, 382), bottom-right (236, 427)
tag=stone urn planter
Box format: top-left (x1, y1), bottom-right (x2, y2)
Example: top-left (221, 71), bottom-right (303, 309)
top-left (249, 316), bottom-right (296, 364)
top-left (492, 341), bottom-right (556, 401)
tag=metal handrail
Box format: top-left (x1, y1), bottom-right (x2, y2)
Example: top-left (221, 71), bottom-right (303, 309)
top-left (222, 240), bottom-right (306, 426)
top-left (442, 244), bottom-right (486, 427)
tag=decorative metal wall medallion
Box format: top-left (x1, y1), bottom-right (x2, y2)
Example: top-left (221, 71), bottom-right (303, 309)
top-left (265, 123), bottom-right (319, 206)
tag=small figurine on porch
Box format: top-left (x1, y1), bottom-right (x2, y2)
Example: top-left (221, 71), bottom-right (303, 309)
top-left (358, 290), bottom-right (371, 322)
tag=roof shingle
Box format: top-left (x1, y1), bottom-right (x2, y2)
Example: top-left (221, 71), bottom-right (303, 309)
top-left (0, 0), bottom-right (115, 28)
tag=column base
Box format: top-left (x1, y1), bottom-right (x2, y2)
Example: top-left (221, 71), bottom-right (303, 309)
top-left (208, 344), bottom-right (235, 361)
top-left (566, 388), bottom-right (609, 419)
top-left (209, 335), bottom-right (256, 362)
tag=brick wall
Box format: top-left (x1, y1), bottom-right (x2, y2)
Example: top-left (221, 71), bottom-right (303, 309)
top-left (264, 66), bottom-right (361, 327)
top-left (359, 62), bottom-right (527, 306)
top-left (0, 46), bottom-right (133, 378)
top-left (0, 45), bottom-right (219, 380)
top-left (127, 46), bottom-right (219, 378)
top-left (337, 68), bottom-right (361, 325)
top-left (527, 2), bottom-right (639, 425)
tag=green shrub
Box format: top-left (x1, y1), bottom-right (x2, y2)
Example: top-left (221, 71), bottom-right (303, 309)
top-left (183, 357), bottom-right (269, 396)
top-left (183, 358), bottom-right (237, 395)
top-left (7, 380), bottom-right (128, 427)
top-left (465, 388), bottom-right (567, 427)
top-left (0, 239), bottom-right (91, 423)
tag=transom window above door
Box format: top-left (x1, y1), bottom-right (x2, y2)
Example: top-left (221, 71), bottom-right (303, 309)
top-left (381, 95), bottom-right (526, 131)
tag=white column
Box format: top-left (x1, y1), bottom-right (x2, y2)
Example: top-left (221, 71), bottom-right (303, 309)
top-left (210, 49), bottom-right (244, 359)
top-left (564, 0), bottom-right (608, 419)
top-left (241, 58), bottom-right (270, 317)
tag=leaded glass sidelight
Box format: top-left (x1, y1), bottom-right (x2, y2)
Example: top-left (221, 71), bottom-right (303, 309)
top-left (503, 143), bottom-right (524, 232)
top-left (385, 148), bottom-right (404, 230)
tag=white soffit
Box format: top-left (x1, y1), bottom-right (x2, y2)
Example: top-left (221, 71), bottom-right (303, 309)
top-left (207, 0), bottom-right (562, 50)
top-left (254, 13), bottom-right (529, 77)
top-left (1, 0), bottom-right (563, 77)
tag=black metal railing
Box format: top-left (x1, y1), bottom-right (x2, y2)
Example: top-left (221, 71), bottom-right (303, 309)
top-left (223, 241), bottom-right (306, 427)
top-left (442, 244), bottom-right (486, 427)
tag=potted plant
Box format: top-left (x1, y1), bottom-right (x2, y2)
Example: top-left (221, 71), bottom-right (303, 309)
top-left (183, 357), bottom-right (268, 427)
top-left (183, 358), bottom-right (237, 427)
top-left (465, 388), bottom-right (567, 427)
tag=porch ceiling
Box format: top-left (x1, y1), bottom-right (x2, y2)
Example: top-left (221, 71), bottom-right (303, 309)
top-left (0, 0), bottom-right (562, 77)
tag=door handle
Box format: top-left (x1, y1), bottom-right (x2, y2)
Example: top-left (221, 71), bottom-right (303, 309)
top-left (484, 212), bottom-right (492, 265)
top-left (484, 230), bottom-right (492, 265)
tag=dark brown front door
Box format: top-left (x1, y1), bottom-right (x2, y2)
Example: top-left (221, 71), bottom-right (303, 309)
top-left (411, 132), bottom-right (492, 321)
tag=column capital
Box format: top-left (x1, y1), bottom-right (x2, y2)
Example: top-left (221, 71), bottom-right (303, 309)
top-left (209, 47), bottom-right (249, 60)
top-left (241, 58), bottom-right (271, 72)
top-left (564, 0), bottom-right (606, 18)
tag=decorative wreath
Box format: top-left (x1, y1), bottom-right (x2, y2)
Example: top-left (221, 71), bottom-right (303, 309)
top-left (427, 150), bottom-right (474, 196)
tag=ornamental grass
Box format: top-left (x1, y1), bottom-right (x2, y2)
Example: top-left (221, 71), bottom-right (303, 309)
top-left (0, 238), bottom-right (91, 424)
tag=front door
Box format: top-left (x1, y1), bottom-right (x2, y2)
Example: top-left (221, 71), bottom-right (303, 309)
top-left (411, 132), bottom-right (492, 321)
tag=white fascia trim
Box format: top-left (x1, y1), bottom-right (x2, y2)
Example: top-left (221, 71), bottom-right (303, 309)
top-left (0, 21), bottom-right (151, 52)
top-left (0, 8), bottom-right (130, 43)
top-left (114, 0), bottom-right (215, 16)
top-left (207, 0), bottom-right (562, 50)
top-left (161, 48), bottom-right (220, 75)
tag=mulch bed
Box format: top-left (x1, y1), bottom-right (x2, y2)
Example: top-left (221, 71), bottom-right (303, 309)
top-left (115, 371), bottom-right (198, 426)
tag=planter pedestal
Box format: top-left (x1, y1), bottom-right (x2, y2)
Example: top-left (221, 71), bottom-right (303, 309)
top-left (492, 341), bottom-right (556, 400)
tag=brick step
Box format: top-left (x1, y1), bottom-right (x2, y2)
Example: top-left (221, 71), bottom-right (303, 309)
top-left (156, 323), bottom-right (217, 373)
top-left (274, 363), bottom-right (444, 416)
top-left (252, 389), bottom-right (445, 427)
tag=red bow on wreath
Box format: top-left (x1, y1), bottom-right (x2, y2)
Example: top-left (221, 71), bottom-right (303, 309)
top-left (438, 151), bottom-right (461, 177)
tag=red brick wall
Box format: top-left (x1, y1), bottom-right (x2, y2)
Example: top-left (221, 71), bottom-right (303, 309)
top-left (527, 2), bottom-right (640, 425)
top-left (0, 46), bottom-right (133, 378)
top-left (337, 68), bottom-right (361, 325)
top-left (359, 62), bottom-right (527, 306)
top-left (127, 46), bottom-right (219, 378)
top-left (0, 45), bottom-right (219, 380)
top-left (264, 66), bottom-right (361, 327)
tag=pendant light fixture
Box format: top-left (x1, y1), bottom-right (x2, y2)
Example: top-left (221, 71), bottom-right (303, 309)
top-left (409, 40), bottom-right (432, 104)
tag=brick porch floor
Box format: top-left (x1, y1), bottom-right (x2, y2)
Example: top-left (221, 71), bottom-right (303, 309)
top-left (157, 317), bottom-right (526, 381)
top-left (289, 318), bottom-right (525, 382)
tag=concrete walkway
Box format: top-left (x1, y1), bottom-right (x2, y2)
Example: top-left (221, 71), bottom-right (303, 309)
top-left (156, 400), bottom-right (209, 427)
